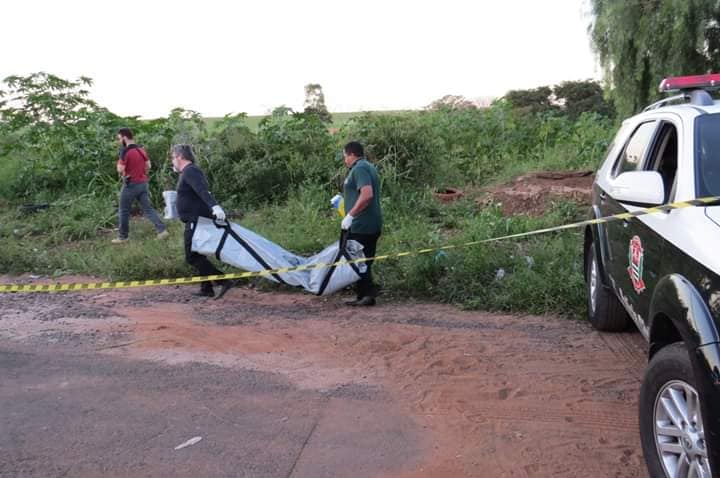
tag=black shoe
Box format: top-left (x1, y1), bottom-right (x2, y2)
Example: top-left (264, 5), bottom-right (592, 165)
top-left (193, 288), bottom-right (215, 298)
top-left (214, 279), bottom-right (238, 300)
top-left (345, 296), bottom-right (376, 307)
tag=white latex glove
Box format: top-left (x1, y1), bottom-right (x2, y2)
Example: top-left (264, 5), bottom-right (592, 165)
top-left (212, 205), bottom-right (226, 221)
top-left (341, 214), bottom-right (354, 231)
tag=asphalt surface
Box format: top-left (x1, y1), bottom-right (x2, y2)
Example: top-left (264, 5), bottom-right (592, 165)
top-left (0, 344), bottom-right (423, 478)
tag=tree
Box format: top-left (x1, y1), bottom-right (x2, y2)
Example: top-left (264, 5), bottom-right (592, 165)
top-left (0, 72), bottom-right (103, 132)
top-left (0, 72), bottom-right (121, 197)
top-left (504, 86), bottom-right (557, 115)
top-left (426, 94), bottom-right (479, 111)
top-left (270, 105), bottom-right (293, 117)
top-left (589, 0), bottom-right (720, 117)
top-left (303, 83), bottom-right (332, 123)
top-left (554, 80), bottom-right (614, 118)
top-left (503, 81), bottom-right (614, 118)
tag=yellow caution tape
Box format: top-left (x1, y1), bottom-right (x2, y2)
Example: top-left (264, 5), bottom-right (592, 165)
top-left (2, 196), bottom-right (718, 293)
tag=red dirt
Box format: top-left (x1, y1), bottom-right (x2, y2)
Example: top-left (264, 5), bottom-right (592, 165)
top-left (0, 280), bottom-right (649, 477)
top-left (480, 171), bottom-right (594, 216)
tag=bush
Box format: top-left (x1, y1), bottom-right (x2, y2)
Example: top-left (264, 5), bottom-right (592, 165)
top-left (340, 112), bottom-right (442, 189)
top-left (0, 72), bottom-right (620, 318)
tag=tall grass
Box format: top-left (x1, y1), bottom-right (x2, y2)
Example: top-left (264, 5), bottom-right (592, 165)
top-left (0, 102), bottom-right (617, 318)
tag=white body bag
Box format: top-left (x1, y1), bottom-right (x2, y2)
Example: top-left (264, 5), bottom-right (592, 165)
top-left (190, 217), bottom-right (366, 295)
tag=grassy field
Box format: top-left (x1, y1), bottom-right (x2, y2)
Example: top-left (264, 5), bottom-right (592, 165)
top-left (0, 101), bottom-right (615, 318)
top-left (0, 183), bottom-right (588, 317)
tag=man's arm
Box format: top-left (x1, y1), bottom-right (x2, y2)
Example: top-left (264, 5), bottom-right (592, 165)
top-left (140, 148), bottom-right (151, 170)
top-left (116, 159), bottom-right (126, 175)
top-left (185, 167), bottom-right (219, 209)
top-left (347, 185), bottom-right (373, 216)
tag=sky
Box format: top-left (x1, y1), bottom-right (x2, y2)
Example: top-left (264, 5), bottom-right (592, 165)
top-left (1, 0), bottom-right (600, 118)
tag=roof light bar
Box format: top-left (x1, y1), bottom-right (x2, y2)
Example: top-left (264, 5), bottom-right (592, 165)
top-left (659, 74), bottom-right (720, 92)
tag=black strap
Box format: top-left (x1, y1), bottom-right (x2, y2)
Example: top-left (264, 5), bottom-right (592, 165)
top-left (215, 226), bottom-right (230, 261)
top-left (317, 244), bottom-right (344, 296)
top-left (213, 220), bottom-right (288, 285)
top-left (339, 230), bottom-right (363, 276)
top-left (135, 147), bottom-right (149, 163)
top-left (120, 144), bottom-right (148, 162)
top-left (316, 230), bottom-right (362, 296)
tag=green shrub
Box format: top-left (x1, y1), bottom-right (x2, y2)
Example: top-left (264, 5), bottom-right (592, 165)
top-left (0, 72), bottom-right (619, 318)
top-left (340, 112), bottom-right (443, 189)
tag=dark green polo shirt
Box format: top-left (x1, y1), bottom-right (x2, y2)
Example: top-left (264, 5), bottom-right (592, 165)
top-left (343, 158), bottom-right (383, 234)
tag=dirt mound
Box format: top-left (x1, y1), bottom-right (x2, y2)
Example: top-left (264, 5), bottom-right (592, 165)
top-left (480, 170), bottom-right (594, 216)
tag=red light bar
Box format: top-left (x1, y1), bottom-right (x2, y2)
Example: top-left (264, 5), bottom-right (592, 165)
top-left (659, 73), bottom-right (720, 92)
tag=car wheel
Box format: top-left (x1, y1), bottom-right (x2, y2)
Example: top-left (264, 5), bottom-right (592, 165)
top-left (640, 343), bottom-right (711, 478)
top-left (585, 241), bottom-right (630, 331)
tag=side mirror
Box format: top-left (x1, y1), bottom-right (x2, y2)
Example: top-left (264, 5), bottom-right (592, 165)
top-left (611, 171), bottom-right (665, 206)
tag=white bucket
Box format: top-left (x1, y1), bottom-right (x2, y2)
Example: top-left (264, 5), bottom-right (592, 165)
top-left (163, 190), bottom-right (178, 219)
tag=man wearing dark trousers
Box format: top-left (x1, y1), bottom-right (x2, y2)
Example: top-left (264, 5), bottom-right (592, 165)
top-left (341, 141), bottom-right (383, 306)
top-left (113, 128), bottom-right (168, 243)
top-left (171, 144), bottom-right (236, 299)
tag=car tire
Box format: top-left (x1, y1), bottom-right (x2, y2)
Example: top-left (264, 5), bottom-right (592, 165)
top-left (639, 343), bottom-right (711, 478)
top-left (585, 241), bottom-right (631, 332)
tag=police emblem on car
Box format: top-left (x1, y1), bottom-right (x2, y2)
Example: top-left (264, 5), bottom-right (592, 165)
top-left (627, 235), bottom-right (645, 294)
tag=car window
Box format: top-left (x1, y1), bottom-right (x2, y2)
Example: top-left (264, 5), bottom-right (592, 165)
top-left (696, 113), bottom-right (720, 198)
top-left (613, 121), bottom-right (657, 177)
top-left (645, 122), bottom-right (678, 203)
top-left (602, 122), bottom-right (631, 169)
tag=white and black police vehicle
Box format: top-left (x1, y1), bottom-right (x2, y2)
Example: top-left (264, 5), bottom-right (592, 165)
top-left (584, 74), bottom-right (720, 478)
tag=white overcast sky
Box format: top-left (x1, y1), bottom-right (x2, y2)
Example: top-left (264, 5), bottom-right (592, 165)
top-left (1, 0), bottom-right (599, 118)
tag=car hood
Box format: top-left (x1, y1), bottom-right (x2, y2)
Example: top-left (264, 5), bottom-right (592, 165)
top-left (704, 206), bottom-right (720, 228)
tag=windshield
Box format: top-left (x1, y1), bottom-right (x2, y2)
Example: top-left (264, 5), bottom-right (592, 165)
top-left (696, 113), bottom-right (720, 197)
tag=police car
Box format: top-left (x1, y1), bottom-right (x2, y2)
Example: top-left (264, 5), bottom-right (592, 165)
top-left (584, 74), bottom-right (720, 478)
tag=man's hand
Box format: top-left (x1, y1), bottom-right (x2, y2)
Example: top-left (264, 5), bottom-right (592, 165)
top-left (212, 205), bottom-right (226, 221)
top-left (341, 214), bottom-right (354, 231)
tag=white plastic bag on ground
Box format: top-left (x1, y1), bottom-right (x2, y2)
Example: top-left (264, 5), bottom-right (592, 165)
top-left (191, 216), bottom-right (366, 295)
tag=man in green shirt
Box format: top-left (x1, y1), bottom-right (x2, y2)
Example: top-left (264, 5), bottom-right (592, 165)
top-left (341, 141), bottom-right (383, 306)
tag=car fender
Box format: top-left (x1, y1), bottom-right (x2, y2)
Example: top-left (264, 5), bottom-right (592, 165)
top-left (649, 274), bottom-right (720, 351)
top-left (585, 205), bottom-right (612, 287)
top-left (650, 275), bottom-right (720, 474)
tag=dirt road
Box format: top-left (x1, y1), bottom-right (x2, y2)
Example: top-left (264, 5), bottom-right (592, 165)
top-left (0, 281), bottom-right (649, 477)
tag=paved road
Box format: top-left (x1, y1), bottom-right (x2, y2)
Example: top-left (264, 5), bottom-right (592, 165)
top-left (1, 344), bottom-right (422, 477)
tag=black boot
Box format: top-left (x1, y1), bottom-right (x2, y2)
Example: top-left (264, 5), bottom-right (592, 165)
top-left (193, 286), bottom-right (215, 298)
top-left (345, 296), bottom-right (376, 307)
top-left (214, 279), bottom-right (238, 300)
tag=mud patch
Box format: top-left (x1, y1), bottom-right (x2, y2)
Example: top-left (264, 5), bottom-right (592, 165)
top-left (480, 170), bottom-right (594, 216)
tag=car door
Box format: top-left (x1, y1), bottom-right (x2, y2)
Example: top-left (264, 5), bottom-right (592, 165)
top-left (599, 120), bottom-right (660, 320)
top-left (629, 121), bottom-right (679, 325)
top-left (607, 120), bottom-right (678, 325)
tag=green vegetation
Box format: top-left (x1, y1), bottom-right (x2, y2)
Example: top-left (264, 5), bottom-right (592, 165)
top-left (0, 73), bottom-right (618, 317)
top-left (590, 0), bottom-right (720, 117)
top-left (205, 111), bottom-right (406, 132)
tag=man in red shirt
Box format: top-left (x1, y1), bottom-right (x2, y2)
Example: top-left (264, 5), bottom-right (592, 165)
top-left (112, 128), bottom-right (168, 243)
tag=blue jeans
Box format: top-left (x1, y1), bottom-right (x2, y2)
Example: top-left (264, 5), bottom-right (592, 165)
top-left (118, 182), bottom-right (166, 239)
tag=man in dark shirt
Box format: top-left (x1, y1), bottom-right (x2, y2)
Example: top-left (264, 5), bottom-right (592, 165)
top-left (341, 141), bottom-right (383, 306)
top-left (171, 144), bottom-right (236, 299)
top-left (113, 128), bottom-right (168, 243)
